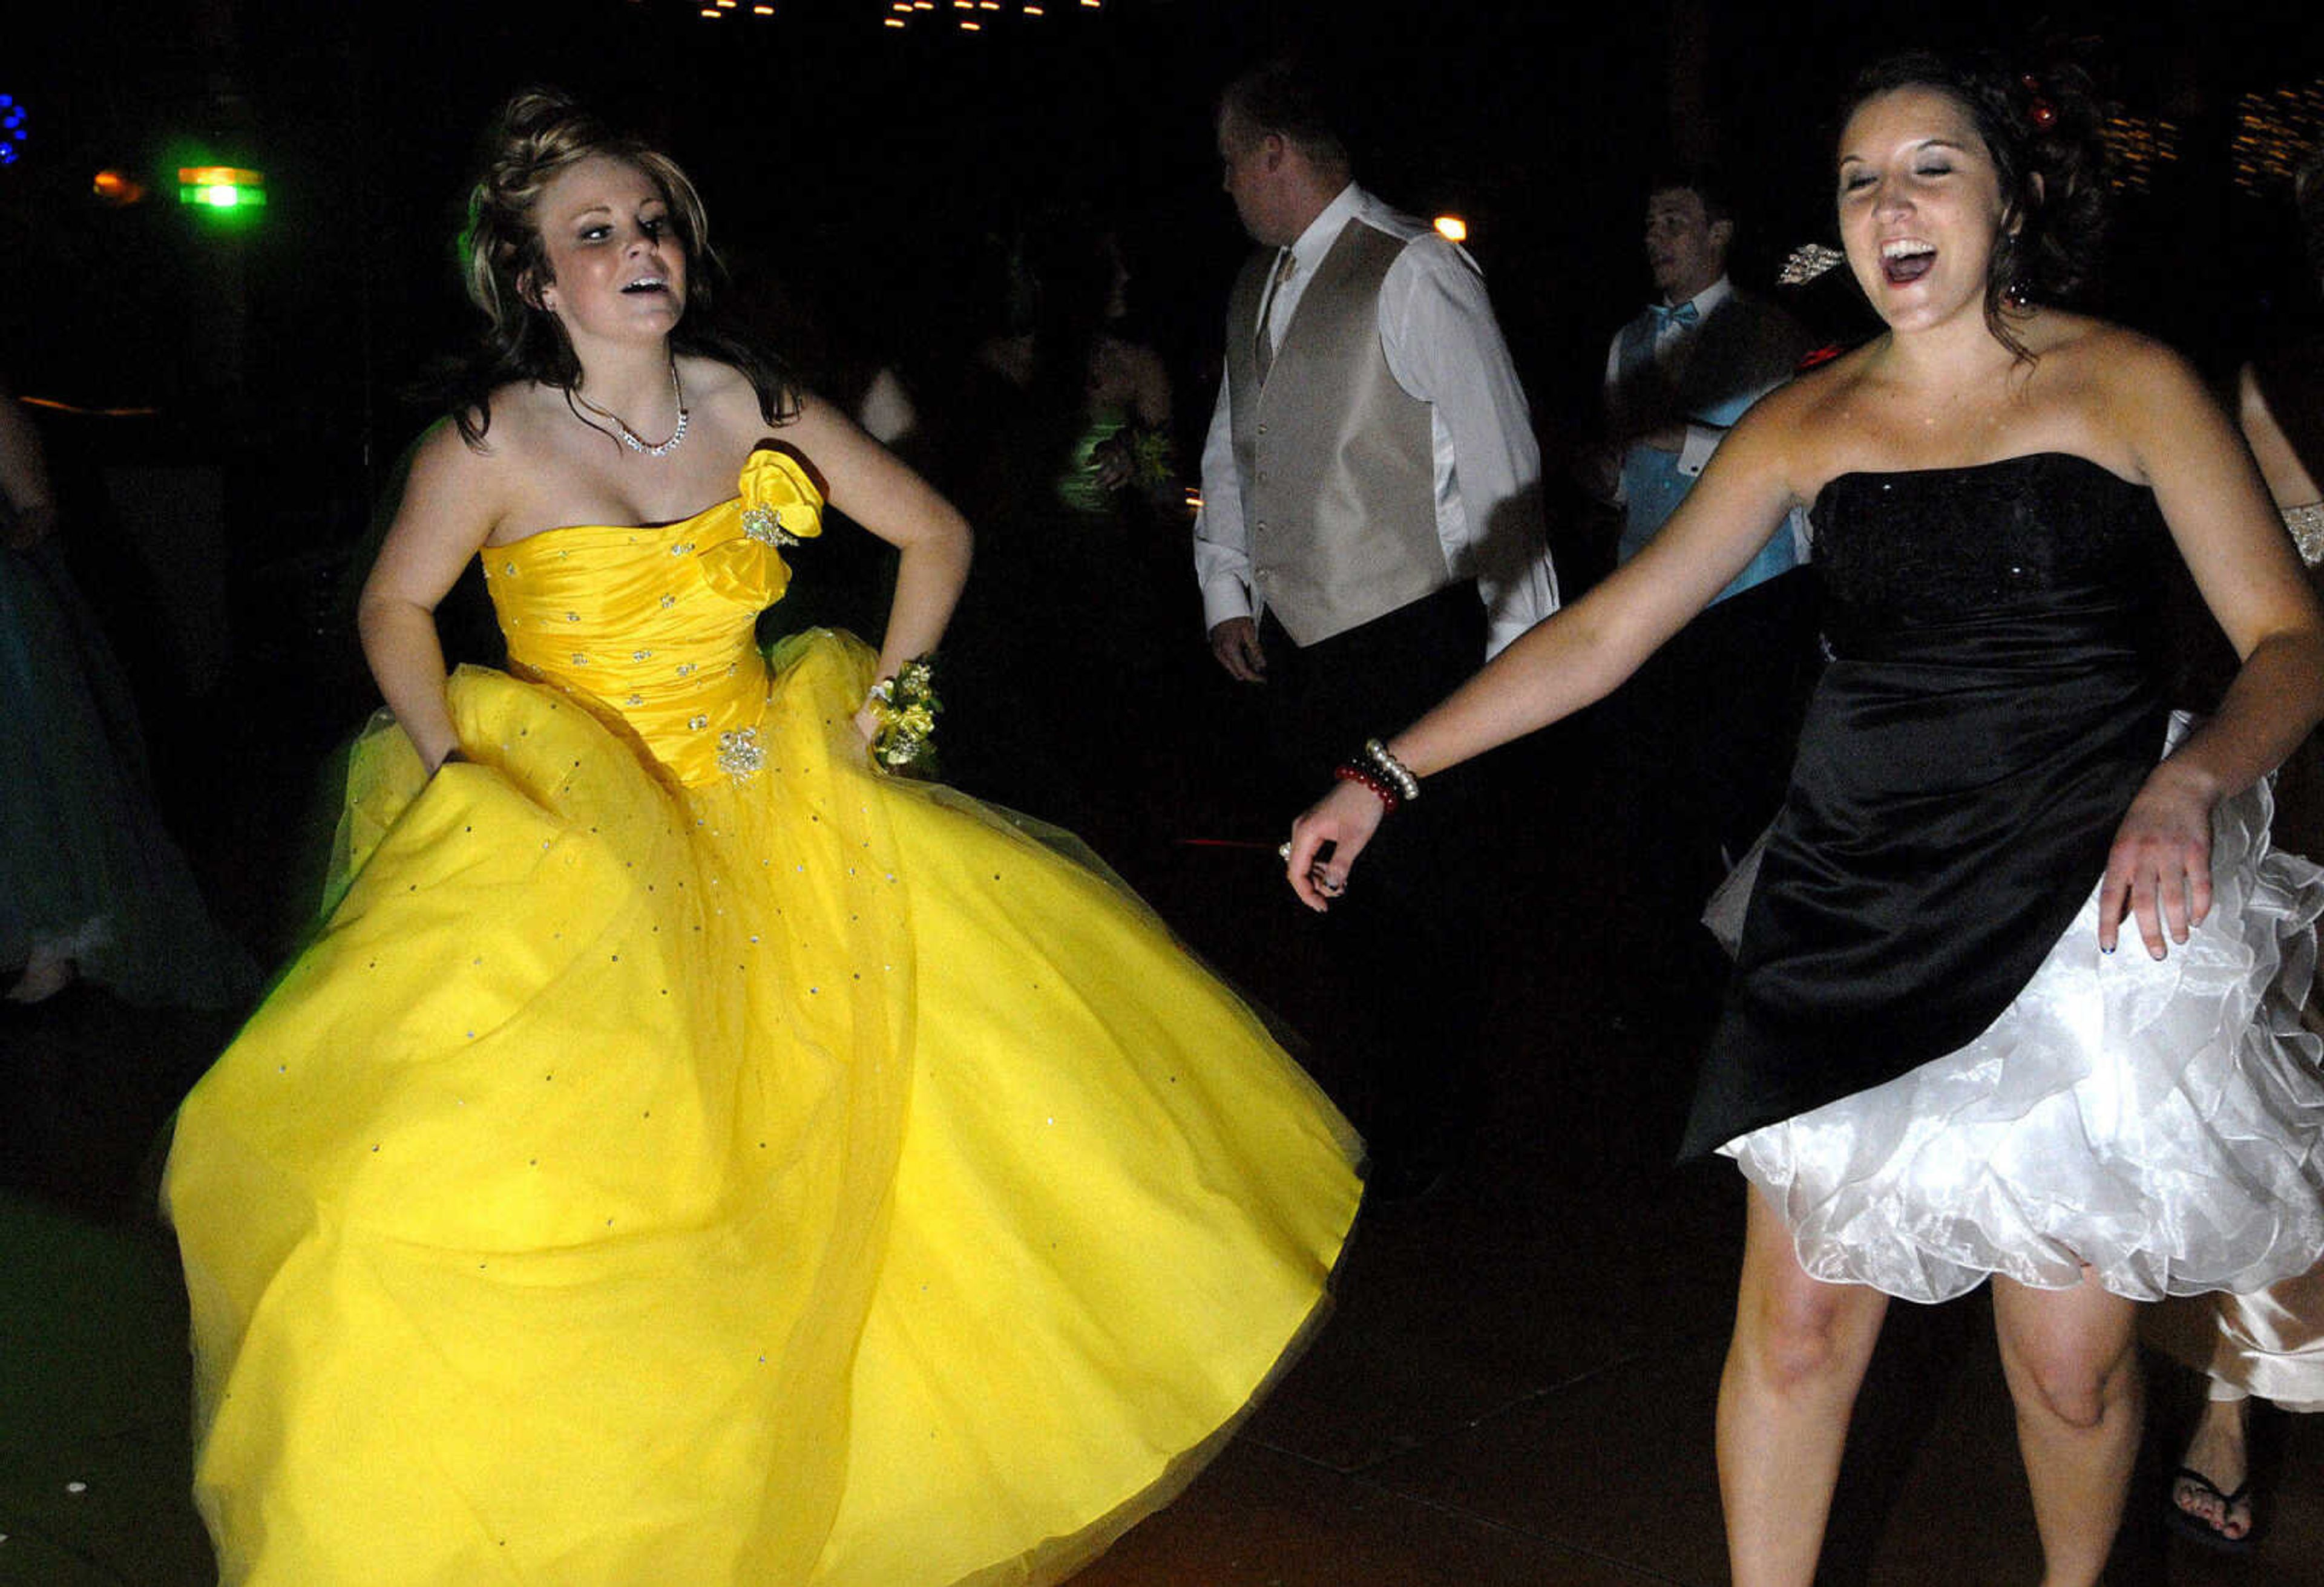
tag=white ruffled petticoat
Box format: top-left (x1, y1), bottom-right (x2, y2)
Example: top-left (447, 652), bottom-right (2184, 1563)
top-left (1725, 731), bottom-right (2324, 1306)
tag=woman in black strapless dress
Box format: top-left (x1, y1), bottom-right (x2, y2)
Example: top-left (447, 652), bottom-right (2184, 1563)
top-left (1286, 53), bottom-right (2324, 1587)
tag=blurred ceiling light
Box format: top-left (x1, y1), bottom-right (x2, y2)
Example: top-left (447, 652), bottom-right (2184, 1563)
top-left (93, 169), bottom-right (146, 205)
top-left (178, 166), bottom-right (266, 211)
top-left (1432, 214), bottom-right (1468, 244)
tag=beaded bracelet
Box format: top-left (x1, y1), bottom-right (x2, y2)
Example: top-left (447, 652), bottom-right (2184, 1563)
top-left (1361, 738), bottom-right (1421, 803)
top-left (1333, 762), bottom-right (1403, 814)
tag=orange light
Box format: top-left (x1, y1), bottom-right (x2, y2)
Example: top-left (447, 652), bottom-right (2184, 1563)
top-left (1432, 215), bottom-right (1468, 244)
top-left (960, 16), bottom-right (981, 26)
top-left (92, 169), bottom-right (146, 204)
top-left (884, 15), bottom-right (905, 23)
top-left (178, 165), bottom-right (262, 188)
top-left (752, 2), bottom-right (772, 9)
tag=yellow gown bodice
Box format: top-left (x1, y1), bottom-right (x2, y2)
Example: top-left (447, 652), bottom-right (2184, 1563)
top-left (487, 447), bottom-right (823, 786)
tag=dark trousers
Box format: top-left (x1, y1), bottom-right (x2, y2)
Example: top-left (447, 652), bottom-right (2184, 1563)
top-left (1259, 583), bottom-right (1488, 1162)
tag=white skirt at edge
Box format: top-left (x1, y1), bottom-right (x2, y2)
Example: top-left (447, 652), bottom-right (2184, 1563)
top-left (1725, 751), bottom-right (2324, 1305)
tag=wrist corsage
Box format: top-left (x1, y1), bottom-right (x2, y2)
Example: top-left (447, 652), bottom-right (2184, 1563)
top-left (865, 655), bottom-right (942, 775)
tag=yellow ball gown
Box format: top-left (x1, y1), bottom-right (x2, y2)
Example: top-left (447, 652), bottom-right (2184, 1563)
top-left (163, 447), bottom-right (1361, 1586)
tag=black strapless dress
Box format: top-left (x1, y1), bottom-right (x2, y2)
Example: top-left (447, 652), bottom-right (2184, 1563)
top-left (1686, 454), bottom-right (2324, 1303)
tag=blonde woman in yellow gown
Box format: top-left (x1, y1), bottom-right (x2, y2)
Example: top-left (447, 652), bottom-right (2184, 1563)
top-left (162, 90), bottom-right (1360, 1587)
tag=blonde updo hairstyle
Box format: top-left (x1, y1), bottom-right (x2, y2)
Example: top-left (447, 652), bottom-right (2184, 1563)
top-left (446, 88), bottom-right (794, 448)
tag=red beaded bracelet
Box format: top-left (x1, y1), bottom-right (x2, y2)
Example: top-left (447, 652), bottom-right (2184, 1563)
top-left (1333, 762), bottom-right (1402, 814)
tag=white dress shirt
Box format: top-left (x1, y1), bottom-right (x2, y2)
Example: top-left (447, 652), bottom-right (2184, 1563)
top-left (1194, 184), bottom-right (1559, 659)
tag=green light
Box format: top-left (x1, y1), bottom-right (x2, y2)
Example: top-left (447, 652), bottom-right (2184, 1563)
top-left (176, 165), bottom-right (268, 218)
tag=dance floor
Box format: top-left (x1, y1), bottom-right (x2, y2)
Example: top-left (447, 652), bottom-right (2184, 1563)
top-left (4, 725), bottom-right (2320, 1586)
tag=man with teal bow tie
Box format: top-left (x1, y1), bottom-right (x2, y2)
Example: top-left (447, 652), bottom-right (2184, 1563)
top-left (1586, 172), bottom-right (1820, 1006)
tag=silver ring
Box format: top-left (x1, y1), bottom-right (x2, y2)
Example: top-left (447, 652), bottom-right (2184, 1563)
top-left (1277, 841), bottom-right (1293, 862)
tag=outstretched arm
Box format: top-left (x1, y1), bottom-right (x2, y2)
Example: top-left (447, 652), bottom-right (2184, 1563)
top-left (1285, 395), bottom-right (1804, 909)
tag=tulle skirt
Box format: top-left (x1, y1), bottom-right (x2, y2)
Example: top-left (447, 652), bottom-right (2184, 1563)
top-left (1725, 764), bottom-right (2324, 1304)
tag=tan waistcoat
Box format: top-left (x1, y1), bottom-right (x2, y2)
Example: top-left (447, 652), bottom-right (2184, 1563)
top-left (1226, 217), bottom-right (1446, 647)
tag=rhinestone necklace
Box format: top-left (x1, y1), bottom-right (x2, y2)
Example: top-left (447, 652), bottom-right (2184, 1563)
top-left (574, 359), bottom-right (689, 457)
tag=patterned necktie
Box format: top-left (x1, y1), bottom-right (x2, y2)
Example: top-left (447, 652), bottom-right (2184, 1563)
top-left (1255, 249), bottom-right (1298, 381)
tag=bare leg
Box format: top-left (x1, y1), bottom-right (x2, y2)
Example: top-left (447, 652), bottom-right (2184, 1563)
top-left (1990, 1272), bottom-right (2141, 1587)
top-left (2171, 1389), bottom-right (2254, 1541)
top-left (1718, 1183), bottom-right (1890, 1587)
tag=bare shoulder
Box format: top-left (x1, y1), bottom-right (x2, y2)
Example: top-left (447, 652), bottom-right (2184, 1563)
top-left (678, 353), bottom-right (760, 411)
top-left (772, 385), bottom-right (853, 447)
top-left (408, 404), bottom-right (520, 499)
top-left (1728, 348), bottom-right (1862, 470)
top-left (1104, 336), bottom-right (1168, 383)
top-left (2042, 314), bottom-right (2204, 408)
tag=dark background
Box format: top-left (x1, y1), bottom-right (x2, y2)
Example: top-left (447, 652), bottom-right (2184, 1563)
top-left (4, 0), bottom-right (2323, 785)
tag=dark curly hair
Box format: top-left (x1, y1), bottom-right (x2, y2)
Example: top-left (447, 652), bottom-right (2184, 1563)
top-left (439, 88), bottom-right (797, 449)
top-left (1838, 51), bottom-right (2112, 362)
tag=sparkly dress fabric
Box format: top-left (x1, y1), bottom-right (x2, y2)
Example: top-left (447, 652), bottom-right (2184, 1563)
top-left (0, 535), bottom-right (248, 1007)
top-left (162, 448), bottom-right (1362, 1586)
top-left (1686, 454), bottom-right (2324, 1304)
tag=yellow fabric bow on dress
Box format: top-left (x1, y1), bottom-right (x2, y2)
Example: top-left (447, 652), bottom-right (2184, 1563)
top-left (704, 447), bottom-right (827, 607)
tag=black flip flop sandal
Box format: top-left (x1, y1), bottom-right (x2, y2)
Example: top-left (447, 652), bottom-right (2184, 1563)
top-left (2166, 1465), bottom-right (2257, 1556)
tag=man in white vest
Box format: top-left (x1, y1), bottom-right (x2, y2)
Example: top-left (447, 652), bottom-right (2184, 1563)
top-left (1194, 62), bottom-right (1558, 1196)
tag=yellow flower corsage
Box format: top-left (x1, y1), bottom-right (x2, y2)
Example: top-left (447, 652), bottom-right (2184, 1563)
top-left (865, 656), bottom-right (941, 775)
